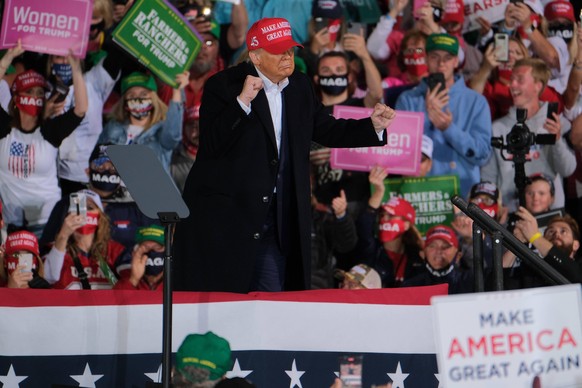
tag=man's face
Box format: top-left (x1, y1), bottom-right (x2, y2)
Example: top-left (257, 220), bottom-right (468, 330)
top-left (191, 33), bottom-right (219, 76)
top-left (426, 49), bottom-right (458, 83)
top-left (424, 238), bottom-right (458, 270)
top-left (510, 65), bottom-right (542, 108)
top-left (544, 221), bottom-right (580, 258)
top-left (249, 48), bottom-right (295, 84)
top-left (317, 55), bottom-right (349, 77)
top-left (524, 180), bottom-right (554, 214)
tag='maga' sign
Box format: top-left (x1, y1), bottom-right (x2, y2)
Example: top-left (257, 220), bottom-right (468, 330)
top-left (432, 285), bottom-right (582, 388)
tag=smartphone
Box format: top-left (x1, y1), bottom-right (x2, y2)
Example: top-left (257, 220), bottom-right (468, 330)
top-left (494, 33), bottom-right (509, 62)
top-left (69, 192), bottom-right (87, 222)
top-left (432, 6), bottom-right (443, 22)
top-left (427, 72), bottom-right (446, 93)
top-left (48, 74), bottom-right (70, 103)
top-left (347, 22), bottom-right (363, 36)
top-left (314, 17), bottom-right (328, 33)
top-left (199, 6), bottom-right (212, 22)
top-left (546, 102), bottom-right (558, 120)
top-left (18, 253), bottom-right (34, 273)
top-left (339, 355), bottom-right (363, 388)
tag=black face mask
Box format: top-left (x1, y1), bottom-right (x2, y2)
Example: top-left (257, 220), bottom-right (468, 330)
top-left (90, 20), bottom-right (105, 39)
top-left (318, 74), bottom-right (349, 96)
top-left (90, 170), bottom-right (121, 193)
top-left (548, 23), bottom-right (574, 43)
top-left (145, 251), bottom-right (165, 276)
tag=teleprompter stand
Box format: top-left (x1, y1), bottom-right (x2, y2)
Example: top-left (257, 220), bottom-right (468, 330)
top-left (107, 145), bottom-right (189, 388)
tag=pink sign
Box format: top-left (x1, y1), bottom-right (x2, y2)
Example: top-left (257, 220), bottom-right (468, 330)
top-left (0, 0), bottom-right (93, 58)
top-left (330, 106), bottom-right (424, 176)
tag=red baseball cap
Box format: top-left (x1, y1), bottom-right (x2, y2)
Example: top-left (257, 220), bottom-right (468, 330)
top-left (246, 17), bottom-right (303, 54)
top-left (441, 0), bottom-right (464, 26)
top-left (544, 0), bottom-right (575, 23)
top-left (425, 225), bottom-right (458, 249)
top-left (5, 230), bottom-right (40, 257)
top-left (11, 70), bottom-right (48, 94)
top-left (381, 197), bottom-right (416, 224)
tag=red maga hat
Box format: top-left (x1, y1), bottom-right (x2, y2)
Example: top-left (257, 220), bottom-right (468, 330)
top-left (246, 17), bottom-right (303, 54)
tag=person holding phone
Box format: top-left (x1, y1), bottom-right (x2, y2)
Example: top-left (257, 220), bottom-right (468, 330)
top-left (43, 189), bottom-right (131, 290)
top-left (1, 230), bottom-right (49, 289)
top-left (0, 41), bottom-right (88, 238)
top-left (396, 33), bottom-right (492, 198)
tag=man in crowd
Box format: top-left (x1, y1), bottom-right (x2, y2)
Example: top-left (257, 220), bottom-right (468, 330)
top-left (481, 58), bottom-right (576, 212)
top-left (396, 33), bottom-right (492, 198)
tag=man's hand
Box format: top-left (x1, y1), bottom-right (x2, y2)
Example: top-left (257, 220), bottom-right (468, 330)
top-left (371, 103), bottom-right (396, 132)
top-left (543, 112), bottom-right (562, 140)
top-left (239, 75), bottom-right (263, 106)
top-left (331, 190), bottom-right (348, 219)
top-left (514, 206), bottom-right (540, 241)
top-left (426, 87), bottom-right (452, 131)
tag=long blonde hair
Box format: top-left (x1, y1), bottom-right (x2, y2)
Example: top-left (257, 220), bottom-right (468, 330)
top-left (108, 89), bottom-right (168, 131)
top-left (67, 205), bottom-right (111, 261)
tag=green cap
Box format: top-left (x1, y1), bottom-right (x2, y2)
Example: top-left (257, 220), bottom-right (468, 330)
top-left (210, 19), bottom-right (221, 40)
top-left (426, 33), bottom-right (459, 56)
top-left (176, 332), bottom-right (233, 380)
top-left (135, 225), bottom-right (165, 246)
top-left (121, 72), bottom-right (157, 94)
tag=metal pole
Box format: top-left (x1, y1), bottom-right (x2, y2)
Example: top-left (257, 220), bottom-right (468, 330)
top-left (472, 224), bottom-right (484, 292)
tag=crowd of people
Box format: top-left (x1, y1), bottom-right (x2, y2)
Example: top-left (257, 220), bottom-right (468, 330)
top-left (1, 0), bottom-right (582, 299)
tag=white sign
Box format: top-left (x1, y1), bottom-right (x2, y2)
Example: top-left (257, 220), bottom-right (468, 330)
top-left (432, 285), bottom-right (582, 388)
top-left (463, 0), bottom-right (509, 32)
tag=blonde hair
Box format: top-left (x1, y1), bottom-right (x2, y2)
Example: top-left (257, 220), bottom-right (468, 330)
top-left (108, 89), bottom-right (168, 131)
top-left (93, 0), bottom-right (114, 30)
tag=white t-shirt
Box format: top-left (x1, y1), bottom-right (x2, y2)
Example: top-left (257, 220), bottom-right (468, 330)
top-left (0, 79), bottom-right (11, 112)
top-left (0, 127), bottom-right (61, 227)
top-left (126, 124), bottom-right (144, 144)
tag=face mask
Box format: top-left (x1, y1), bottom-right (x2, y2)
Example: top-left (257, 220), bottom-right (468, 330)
top-left (497, 62), bottom-right (513, 81)
top-left (90, 170), bottom-right (121, 192)
top-left (318, 74), bottom-right (348, 96)
top-left (145, 251), bottom-right (165, 276)
top-left (548, 23), bottom-right (574, 43)
top-left (477, 202), bottom-right (498, 219)
top-left (76, 210), bottom-right (100, 235)
top-left (125, 98), bottom-right (153, 119)
top-left (15, 95), bottom-right (43, 117)
top-left (90, 20), bottom-right (105, 40)
top-left (379, 219), bottom-right (407, 242)
top-left (403, 52), bottom-right (428, 77)
top-left (52, 63), bottom-right (73, 86)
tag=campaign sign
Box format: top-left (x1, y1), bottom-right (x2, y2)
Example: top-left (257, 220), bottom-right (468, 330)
top-left (330, 106), bottom-right (424, 175)
top-left (432, 285), bottom-right (582, 388)
top-left (382, 175), bottom-right (459, 235)
top-left (112, 0), bottom-right (202, 87)
top-left (463, 0), bottom-right (508, 32)
top-left (0, 0), bottom-right (93, 57)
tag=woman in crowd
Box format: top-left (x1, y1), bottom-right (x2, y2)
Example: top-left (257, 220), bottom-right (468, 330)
top-left (99, 71), bottom-right (188, 171)
top-left (43, 190), bottom-right (130, 289)
top-left (0, 41), bottom-right (87, 237)
top-left (1, 230), bottom-right (49, 289)
top-left (355, 166), bottom-right (424, 287)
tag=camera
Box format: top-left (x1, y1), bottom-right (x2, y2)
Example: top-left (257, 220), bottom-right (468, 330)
top-left (491, 108), bottom-right (555, 157)
top-left (491, 108), bottom-right (556, 207)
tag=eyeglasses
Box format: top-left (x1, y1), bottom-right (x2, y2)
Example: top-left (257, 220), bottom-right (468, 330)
top-left (470, 196), bottom-right (495, 207)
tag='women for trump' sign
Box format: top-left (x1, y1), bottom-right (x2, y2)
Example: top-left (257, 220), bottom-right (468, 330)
top-left (0, 0), bottom-right (93, 57)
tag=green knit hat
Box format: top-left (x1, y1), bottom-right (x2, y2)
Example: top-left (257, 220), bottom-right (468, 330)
top-left (176, 332), bottom-right (233, 380)
top-left (426, 33), bottom-right (459, 56)
top-left (135, 225), bottom-right (165, 246)
top-left (121, 72), bottom-right (157, 94)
